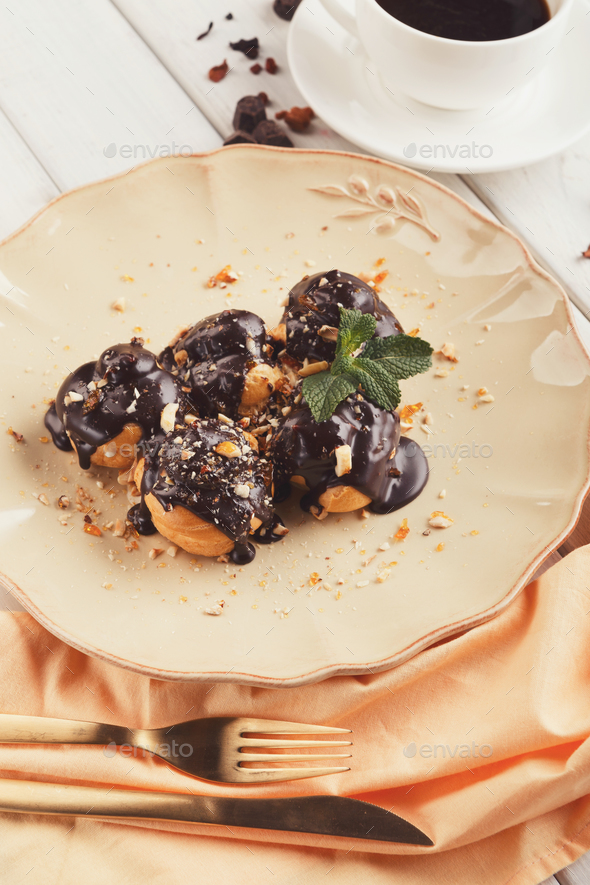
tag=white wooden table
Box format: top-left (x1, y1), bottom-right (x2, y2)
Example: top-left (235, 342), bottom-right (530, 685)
top-left (0, 1), bottom-right (589, 881)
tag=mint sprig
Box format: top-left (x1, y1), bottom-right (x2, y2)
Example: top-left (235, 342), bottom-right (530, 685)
top-left (301, 306), bottom-right (433, 422)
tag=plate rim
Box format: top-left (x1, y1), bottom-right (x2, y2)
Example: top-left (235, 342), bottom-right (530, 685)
top-left (2, 145), bottom-right (589, 686)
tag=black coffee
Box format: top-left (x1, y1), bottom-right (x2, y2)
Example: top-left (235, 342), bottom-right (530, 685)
top-left (376, 0), bottom-right (550, 41)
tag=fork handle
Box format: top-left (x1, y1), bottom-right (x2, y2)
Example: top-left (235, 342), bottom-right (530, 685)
top-left (0, 713), bottom-right (128, 746)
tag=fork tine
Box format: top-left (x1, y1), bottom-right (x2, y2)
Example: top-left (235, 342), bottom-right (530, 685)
top-left (238, 719), bottom-right (352, 735)
top-left (239, 738), bottom-right (352, 748)
top-left (241, 766), bottom-right (351, 782)
top-left (239, 753), bottom-right (352, 762)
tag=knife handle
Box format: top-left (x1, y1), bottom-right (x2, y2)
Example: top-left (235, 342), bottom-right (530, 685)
top-left (0, 778), bottom-right (199, 823)
top-left (0, 713), bottom-right (127, 746)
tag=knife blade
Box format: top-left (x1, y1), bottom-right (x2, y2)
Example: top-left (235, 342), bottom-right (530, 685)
top-left (0, 778), bottom-right (433, 845)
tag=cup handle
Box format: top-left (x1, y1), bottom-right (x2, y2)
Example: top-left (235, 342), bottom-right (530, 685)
top-left (316, 0), bottom-right (359, 37)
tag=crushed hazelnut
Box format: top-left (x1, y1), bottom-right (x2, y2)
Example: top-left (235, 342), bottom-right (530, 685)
top-left (298, 360), bottom-right (329, 377)
top-left (160, 402), bottom-right (179, 433)
top-left (58, 495), bottom-right (70, 509)
top-left (334, 444), bottom-right (352, 477)
top-left (215, 441), bottom-right (241, 458)
top-left (149, 548), bottom-right (163, 560)
top-left (428, 511), bottom-right (454, 529)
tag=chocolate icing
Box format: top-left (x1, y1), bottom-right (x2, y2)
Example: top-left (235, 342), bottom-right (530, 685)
top-left (139, 420), bottom-right (276, 565)
top-left (269, 393), bottom-right (428, 515)
top-left (159, 309), bottom-right (273, 418)
top-left (280, 270), bottom-right (403, 363)
top-left (44, 339), bottom-right (189, 470)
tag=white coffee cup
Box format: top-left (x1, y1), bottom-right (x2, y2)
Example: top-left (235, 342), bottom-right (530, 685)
top-left (317, 0), bottom-right (576, 110)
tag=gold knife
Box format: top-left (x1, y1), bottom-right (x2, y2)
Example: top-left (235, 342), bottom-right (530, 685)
top-left (0, 779), bottom-right (433, 845)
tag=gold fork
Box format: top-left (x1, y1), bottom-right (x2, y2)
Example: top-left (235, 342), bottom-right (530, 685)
top-left (0, 714), bottom-right (352, 784)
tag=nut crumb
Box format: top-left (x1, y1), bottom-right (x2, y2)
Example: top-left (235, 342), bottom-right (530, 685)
top-left (334, 444), bottom-right (352, 477)
top-left (111, 297), bottom-right (126, 312)
top-left (149, 548), bottom-right (163, 560)
top-left (428, 511), bottom-right (454, 529)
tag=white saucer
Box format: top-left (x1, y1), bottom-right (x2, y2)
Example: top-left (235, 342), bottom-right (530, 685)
top-left (288, 0), bottom-right (590, 173)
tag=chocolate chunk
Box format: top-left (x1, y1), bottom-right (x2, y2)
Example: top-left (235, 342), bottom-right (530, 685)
top-left (224, 130), bottom-right (257, 146)
top-left (253, 119), bottom-right (293, 147)
top-left (226, 12), bottom-right (233, 19)
top-left (229, 37), bottom-right (259, 58)
top-left (233, 94), bottom-right (267, 133)
top-left (197, 21), bottom-right (213, 40)
top-left (273, 0), bottom-right (302, 20)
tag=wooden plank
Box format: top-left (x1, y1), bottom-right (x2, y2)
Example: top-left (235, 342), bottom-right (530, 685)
top-left (556, 852), bottom-right (590, 883)
top-left (0, 0), bottom-right (221, 190)
top-left (0, 106), bottom-right (59, 239)
top-left (113, 0), bottom-right (357, 149)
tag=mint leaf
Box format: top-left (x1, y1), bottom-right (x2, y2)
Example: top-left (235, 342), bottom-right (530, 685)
top-left (300, 307), bottom-right (432, 422)
top-left (302, 371), bottom-right (358, 423)
top-left (335, 306), bottom-right (377, 359)
top-left (361, 334), bottom-right (433, 380)
top-left (348, 359), bottom-right (402, 411)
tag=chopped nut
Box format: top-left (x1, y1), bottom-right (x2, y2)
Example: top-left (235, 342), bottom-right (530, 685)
top-left (356, 580), bottom-right (369, 588)
top-left (83, 523), bottom-right (102, 536)
top-left (378, 541), bottom-right (390, 551)
top-left (215, 441), bottom-right (242, 458)
top-left (298, 360), bottom-right (329, 377)
top-left (167, 545), bottom-right (178, 558)
top-left (34, 492), bottom-right (50, 506)
top-left (160, 402), bottom-right (179, 433)
top-left (334, 444), bottom-right (352, 477)
top-left (434, 367), bottom-right (449, 378)
top-left (376, 569), bottom-right (391, 583)
top-left (423, 412), bottom-right (433, 425)
top-left (68, 391), bottom-right (84, 402)
top-left (174, 349), bottom-right (188, 367)
top-left (436, 542), bottom-right (445, 552)
top-left (7, 427), bottom-right (24, 443)
top-left (234, 484), bottom-right (250, 498)
top-left (479, 394), bottom-right (495, 403)
top-left (439, 342), bottom-right (458, 362)
top-left (57, 495), bottom-right (70, 509)
top-left (112, 519), bottom-right (126, 537)
top-left (149, 548), bottom-right (163, 560)
top-left (317, 325), bottom-right (339, 342)
top-left (484, 324), bottom-right (492, 331)
top-left (217, 413), bottom-right (234, 426)
top-left (428, 511), bottom-right (454, 529)
top-left (439, 489), bottom-right (446, 499)
top-left (111, 297), bottom-right (126, 312)
top-left (395, 518), bottom-right (410, 541)
top-left (205, 604), bottom-right (224, 616)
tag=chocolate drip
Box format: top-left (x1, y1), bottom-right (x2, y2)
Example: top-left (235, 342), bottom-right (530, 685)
top-left (44, 404), bottom-right (73, 452)
top-left (269, 394), bottom-right (428, 515)
top-left (280, 270), bottom-right (403, 363)
top-left (159, 309), bottom-right (272, 418)
top-left (141, 420), bottom-right (277, 564)
top-left (46, 340), bottom-right (188, 470)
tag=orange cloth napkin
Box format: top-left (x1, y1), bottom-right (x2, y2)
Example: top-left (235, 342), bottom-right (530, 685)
top-left (2, 545), bottom-right (590, 885)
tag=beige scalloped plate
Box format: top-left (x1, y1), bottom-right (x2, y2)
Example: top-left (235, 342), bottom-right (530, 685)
top-left (1, 147), bottom-right (589, 686)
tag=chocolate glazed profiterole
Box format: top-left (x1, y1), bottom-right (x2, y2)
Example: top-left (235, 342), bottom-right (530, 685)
top-left (159, 309), bottom-right (282, 419)
top-left (45, 338), bottom-right (190, 471)
top-left (271, 270), bottom-right (403, 364)
top-left (134, 420), bottom-right (283, 564)
top-left (269, 393), bottom-right (429, 518)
